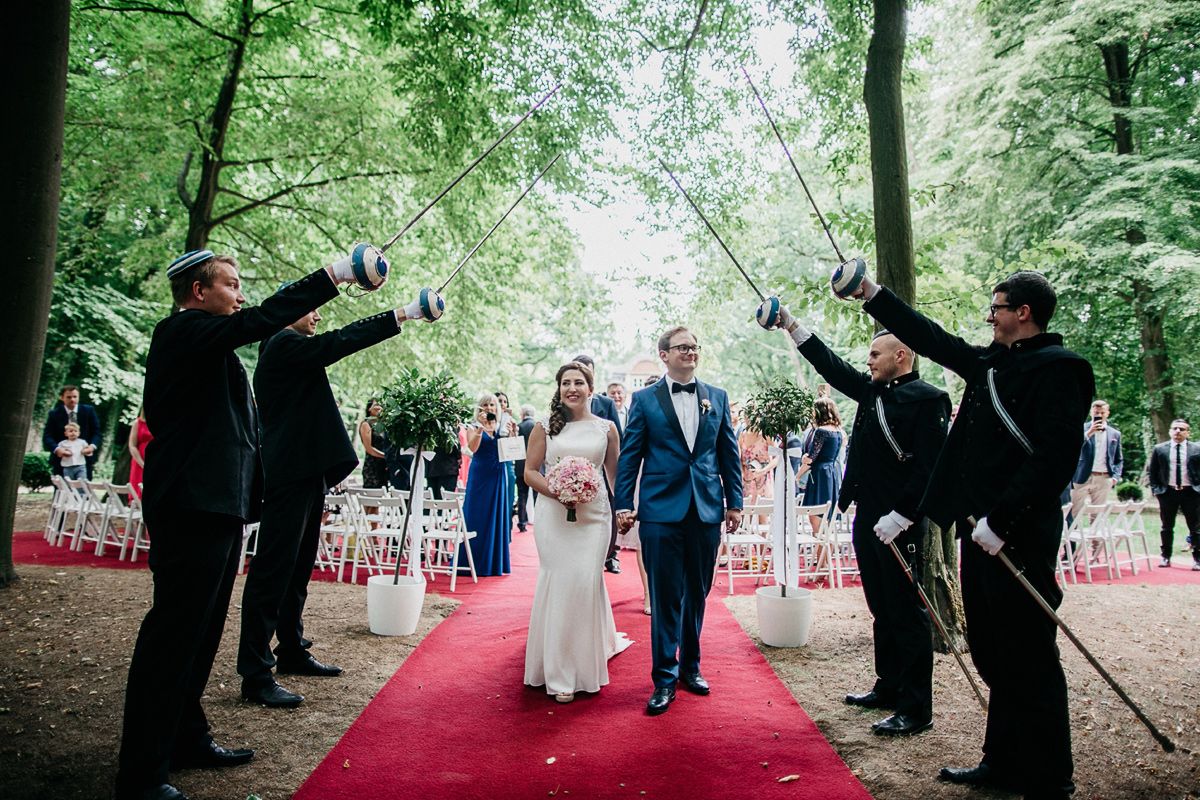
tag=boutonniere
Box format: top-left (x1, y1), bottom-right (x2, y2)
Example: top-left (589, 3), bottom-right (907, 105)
top-left (700, 399), bottom-right (712, 415)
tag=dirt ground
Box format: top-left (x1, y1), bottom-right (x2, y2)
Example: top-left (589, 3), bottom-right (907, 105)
top-left (3, 496), bottom-right (1199, 799)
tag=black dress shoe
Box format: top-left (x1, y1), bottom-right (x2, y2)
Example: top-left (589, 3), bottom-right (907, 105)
top-left (938, 763), bottom-right (1014, 788)
top-left (604, 554), bottom-right (621, 574)
top-left (844, 690), bottom-right (896, 709)
top-left (242, 680), bottom-right (304, 708)
top-left (871, 712), bottom-right (932, 736)
top-left (170, 741), bottom-right (255, 769)
top-left (680, 673), bottom-right (710, 695)
top-left (646, 686), bottom-right (675, 715)
top-left (276, 653), bottom-right (343, 677)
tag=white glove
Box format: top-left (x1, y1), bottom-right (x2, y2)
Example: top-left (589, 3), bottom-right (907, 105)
top-left (329, 243), bottom-right (389, 290)
top-left (873, 510), bottom-right (913, 545)
top-left (971, 517), bottom-right (1005, 556)
top-left (755, 300), bottom-right (813, 345)
top-left (400, 287), bottom-right (445, 322)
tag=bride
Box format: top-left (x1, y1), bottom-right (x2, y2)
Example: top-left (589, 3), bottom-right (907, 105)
top-left (523, 361), bottom-right (631, 703)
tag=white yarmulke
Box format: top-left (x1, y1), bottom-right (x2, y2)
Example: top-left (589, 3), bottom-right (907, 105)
top-left (167, 249), bottom-right (214, 279)
top-left (831, 257), bottom-right (867, 298)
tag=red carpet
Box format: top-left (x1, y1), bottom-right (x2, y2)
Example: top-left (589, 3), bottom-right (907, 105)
top-left (292, 530), bottom-right (873, 800)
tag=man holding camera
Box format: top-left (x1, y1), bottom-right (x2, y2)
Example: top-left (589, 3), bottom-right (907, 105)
top-left (1069, 400), bottom-right (1123, 520)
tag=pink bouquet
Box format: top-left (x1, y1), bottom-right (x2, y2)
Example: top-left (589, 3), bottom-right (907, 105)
top-left (545, 456), bottom-right (602, 522)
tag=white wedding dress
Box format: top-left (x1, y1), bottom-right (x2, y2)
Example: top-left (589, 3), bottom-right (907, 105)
top-left (524, 418), bottom-right (632, 696)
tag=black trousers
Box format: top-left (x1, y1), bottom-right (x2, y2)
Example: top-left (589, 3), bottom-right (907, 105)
top-left (959, 517), bottom-right (1073, 795)
top-left (851, 504), bottom-right (933, 719)
top-left (237, 474), bottom-right (325, 685)
top-left (513, 460), bottom-right (530, 526)
top-left (1157, 487), bottom-right (1200, 559)
top-left (116, 509), bottom-right (243, 795)
top-left (426, 472), bottom-right (457, 500)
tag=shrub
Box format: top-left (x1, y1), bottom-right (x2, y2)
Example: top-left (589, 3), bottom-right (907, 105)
top-left (1115, 481), bottom-right (1144, 502)
top-left (743, 377), bottom-right (815, 442)
top-left (22, 452), bottom-right (51, 492)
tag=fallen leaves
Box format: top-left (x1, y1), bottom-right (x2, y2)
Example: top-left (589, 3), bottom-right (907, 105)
top-left (778, 774), bottom-right (801, 783)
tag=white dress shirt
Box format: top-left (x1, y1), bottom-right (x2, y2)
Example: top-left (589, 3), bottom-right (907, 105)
top-left (616, 405), bottom-right (627, 431)
top-left (666, 376), bottom-right (699, 451)
top-left (1090, 428), bottom-right (1109, 473)
top-left (1170, 442), bottom-right (1192, 489)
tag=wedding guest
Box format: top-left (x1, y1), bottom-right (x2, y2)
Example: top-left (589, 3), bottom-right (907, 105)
top-left (608, 382), bottom-right (629, 430)
top-left (463, 393), bottom-right (512, 576)
top-left (425, 437), bottom-right (462, 500)
top-left (43, 384), bottom-right (102, 479)
top-left (523, 362), bottom-right (630, 702)
top-left (515, 405), bottom-right (537, 531)
top-left (738, 427), bottom-right (777, 510)
top-left (358, 399), bottom-right (388, 490)
top-left (797, 397), bottom-right (844, 535)
top-left (127, 407), bottom-right (153, 496)
top-left (55, 422), bottom-right (94, 482)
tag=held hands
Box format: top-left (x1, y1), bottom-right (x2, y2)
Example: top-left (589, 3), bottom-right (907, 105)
top-left (617, 510), bottom-right (637, 534)
top-left (328, 243), bottom-right (389, 291)
top-left (971, 517), bottom-right (1005, 556)
top-left (873, 511), bottom-right (912, 545)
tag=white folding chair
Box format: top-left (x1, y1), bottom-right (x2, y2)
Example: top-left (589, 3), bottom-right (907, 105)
top-left (117, 486), bottom-right (150, 562)
top-left (319, 495), bottom-right (361, 579)
top-left (1056, 503), bottom-right (1076, 587)
top-left (1122, 500), bottom-right (1156, 572)
top-left (722, 502), bottom-right (773, 594)
top-left (827, 503), bottom-right (858, 587)
top-left (238, 522), bottom-right (259, 575)
top-left (420, 497), bottom-right (477, 591)
top-left (72, 480), bottom-right (110, 554)
top-left (1068, 502), bottom-right (1116, 582)
top-left (96, 482), bottom-right (140, 558)
top-left (794, 501), bottom-right (835, 586)
top-left (1106, 501), bottom-right (1142, 577)
top-left (45, 475), bottom-right (78, 545)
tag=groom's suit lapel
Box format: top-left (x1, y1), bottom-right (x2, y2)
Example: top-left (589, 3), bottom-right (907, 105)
top-left (694, 381), bottom-right (712, 452)
top-left (653, 378), bottom-right (689, 452)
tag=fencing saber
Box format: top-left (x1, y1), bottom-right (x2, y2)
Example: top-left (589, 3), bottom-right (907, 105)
top-left (964, 517), bottom-right (1177, 752)
top-left (740, 67), bottom-right (845, 264)
top-left (379, 82), bottom-right (563, 254)
top-left (657, 158), bottom-right (766, 302)
top-left (436, 152), bottom-right (561, 294)
top-left (887, 541), bottom-right (988, 713)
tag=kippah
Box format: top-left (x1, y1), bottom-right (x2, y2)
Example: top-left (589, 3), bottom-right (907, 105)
top-left (871, 329), bottom-right (892, 340)
top-left (166, 249), bottom-right (214, 279)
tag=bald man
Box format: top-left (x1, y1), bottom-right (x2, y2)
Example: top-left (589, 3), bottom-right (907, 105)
top-left (759, 311), bottom-right (950, 737)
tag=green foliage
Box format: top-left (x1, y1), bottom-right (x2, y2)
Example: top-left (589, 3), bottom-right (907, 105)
top-left (22, 453), bottom-right (51, 493)
top-left (377, 369), bottom-right (472, 453)
top-left (743, 378), bottom-right (815, 440)
top-left (1115, 481), bottom-right (1144, 502)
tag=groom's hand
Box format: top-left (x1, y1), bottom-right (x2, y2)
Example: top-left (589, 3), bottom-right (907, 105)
top-left (724, 509), bottom-right (742, 533)
top-left (617, 511), bottom-right (637, 533)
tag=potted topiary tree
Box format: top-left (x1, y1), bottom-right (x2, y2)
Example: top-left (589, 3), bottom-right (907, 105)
top-left (367, 368), bottom-right (472, 636)
top-left (743, 377), bottom-right (816, 647)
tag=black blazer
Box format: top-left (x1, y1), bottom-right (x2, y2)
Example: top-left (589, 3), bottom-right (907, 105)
top-left (797, 334), bottom-right (950, 522)
top-left (43, 403), bottom-right (103, 471)
top-left (591, 393), bottom-right (622, 437)
top-left (141, 268), bottom-right (339, 522)
top-left (255, 311), bottom-right (401, 489)
top-left (1148, 440), bottom-right (1200, 495)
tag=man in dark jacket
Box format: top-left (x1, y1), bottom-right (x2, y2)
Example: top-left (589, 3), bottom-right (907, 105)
top-left (1147, 419), bottom-right (1200, 568)
top-left (42, 384), bottom-right (103, 478)
top-left (514, 405), bottom-right (537, 530)
top-left (572, 353), bottom-right (624, 572)
top-left (116, 246), bottom-right (383, 800)
top-left (759, 308), bottom-right (949, 736)
top-left (844, 269), bottom-right (1093, 800)
top-left (238, 289), bottom-right (442, 708)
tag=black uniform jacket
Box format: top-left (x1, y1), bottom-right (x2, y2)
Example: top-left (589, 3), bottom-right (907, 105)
top-left (864, 287), bottom-right (1094, 544)
top-left (255, 310), bottom-right (401, 489)
top-left (141, 269), bottom-right (339, 523)
top-left (798, 334), bottom-right (950, 522)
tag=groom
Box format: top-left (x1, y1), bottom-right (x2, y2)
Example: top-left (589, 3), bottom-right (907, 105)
top-left (615, 325), bottom-right (742, 715)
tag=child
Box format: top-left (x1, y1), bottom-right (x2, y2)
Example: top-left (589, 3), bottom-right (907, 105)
top-left (56, 422), bottom-right (95, 482)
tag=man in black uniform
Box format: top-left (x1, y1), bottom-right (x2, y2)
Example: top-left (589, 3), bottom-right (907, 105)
top-left (759, 307), bottom-right (949, 735)
top-left (844, 269), bottom-right (1093, 800)
top-left (238, 288), bottom-right (443, 707)
top-left (116, 246), bottom-right (384, 800)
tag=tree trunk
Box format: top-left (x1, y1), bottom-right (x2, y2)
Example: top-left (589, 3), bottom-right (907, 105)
top-left (185, 0), bottom-right (253, 250)
top-left (0, 1), bottom-right (70, 587)
top-left (1101, 41), bottom-right (1174, 440)
top-left (865, 0), bottom-right (966, 649)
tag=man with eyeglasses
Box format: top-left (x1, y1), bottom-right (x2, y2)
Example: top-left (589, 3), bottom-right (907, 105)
top-left (1147, 419), bottom-right (1200, 568)
top-left (614, 326), bottom-right (742, 716)
top-left (839, 269), bottom-right (1093, 800)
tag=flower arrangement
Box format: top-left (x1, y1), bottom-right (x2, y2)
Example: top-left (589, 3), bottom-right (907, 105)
top-left (546, 456), bottom-right (602, 522)
top-left (376, 369), bottom-right (472, 582)
top-left (700, 398), bottom-right (712, 415)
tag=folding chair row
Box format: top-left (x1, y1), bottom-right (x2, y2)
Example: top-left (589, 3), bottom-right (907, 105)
top-left (45, 477), bottom-right (148, 561)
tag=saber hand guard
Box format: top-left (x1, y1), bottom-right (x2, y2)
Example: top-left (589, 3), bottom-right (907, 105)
top-left (403, 287), bottom-right (445, 322)
top-left (831, 256), bottom-right (867, 299)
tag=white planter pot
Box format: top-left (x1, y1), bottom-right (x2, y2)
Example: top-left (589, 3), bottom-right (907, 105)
top-left (755, 584), bottom-right (813, 647)
top-left (367, 574), bottom-right (426, 636)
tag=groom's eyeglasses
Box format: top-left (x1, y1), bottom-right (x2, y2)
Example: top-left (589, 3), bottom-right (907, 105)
top-left (668, 344), bottom-right (702, 354)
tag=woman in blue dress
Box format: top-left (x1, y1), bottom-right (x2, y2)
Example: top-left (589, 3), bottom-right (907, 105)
top-left (462, 393), bottom-right (513, 576)
top-left (798, 397), bottom-right (845, 535)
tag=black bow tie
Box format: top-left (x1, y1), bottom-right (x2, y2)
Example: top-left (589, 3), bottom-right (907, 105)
top-left (671, 382), bottom-right (696, 394)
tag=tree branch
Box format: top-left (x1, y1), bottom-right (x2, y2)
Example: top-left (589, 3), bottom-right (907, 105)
top-left (209, 170), bottom-right (403, 227)
top-left (678, 0), bottom-right (710, 82)
top-left (177, 151), bottom-right (194, 210)
top-left (78, 3), bottom-right (240, 44)
top-left (251, 0), bottom-right (297, 26)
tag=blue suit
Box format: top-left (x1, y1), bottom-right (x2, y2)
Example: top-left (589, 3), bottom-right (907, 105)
top-left (615, 376), bottom-right (742, 688)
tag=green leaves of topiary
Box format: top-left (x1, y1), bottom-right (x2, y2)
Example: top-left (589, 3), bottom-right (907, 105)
top-left (377, 369), bottom-right (472, 453)
top-left (743, 378), bottom-right (815, 440)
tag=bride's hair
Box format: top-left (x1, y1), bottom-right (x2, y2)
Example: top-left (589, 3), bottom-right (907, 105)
top-left (548, 361), bottom-right (594, 437)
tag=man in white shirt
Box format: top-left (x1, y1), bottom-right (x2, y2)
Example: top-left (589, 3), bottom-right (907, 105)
top-left (607, 382), bottom-right (628, 431)
top-left (1069, 399), bottom-right (1123, 519)
top-left (1147, 419), bottom-right (1200, 568)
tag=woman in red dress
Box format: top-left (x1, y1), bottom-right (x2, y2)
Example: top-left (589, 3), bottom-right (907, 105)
top-left (127, 408), bottom-right (153, 497)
